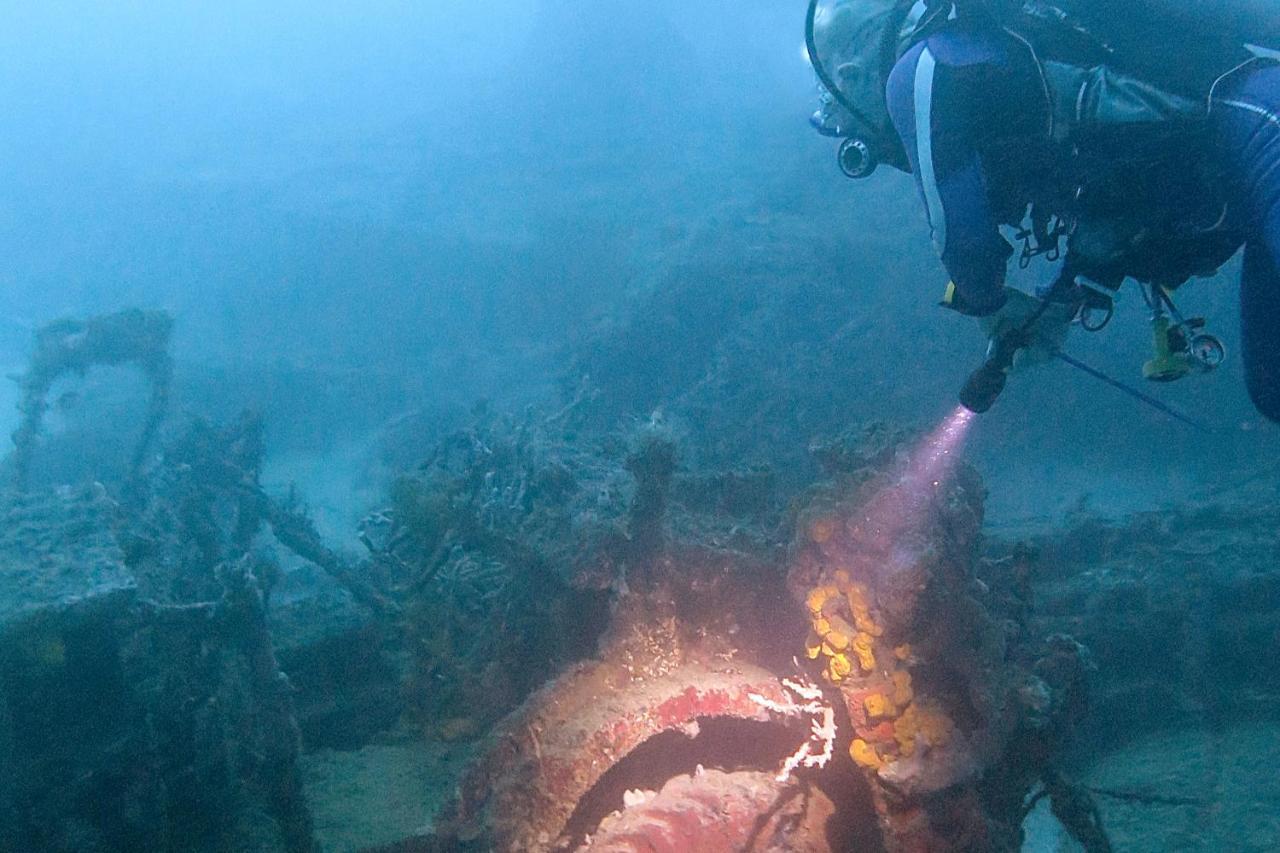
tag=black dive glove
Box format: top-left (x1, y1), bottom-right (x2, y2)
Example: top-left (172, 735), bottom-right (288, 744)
top-left (939, 281), bottom-right (1008, 317)
top-left (942, 282), bottom-right (1073, 371)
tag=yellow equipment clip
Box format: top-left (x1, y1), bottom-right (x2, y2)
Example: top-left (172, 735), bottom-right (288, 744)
top-left (940, 281), bottom-right (958, 309)
top-left (1143, 312), bottom-right (1192, 382)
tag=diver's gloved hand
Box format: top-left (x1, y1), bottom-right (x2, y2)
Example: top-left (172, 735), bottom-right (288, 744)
top-left (976, 286), bottom-right (1073, 370)
top-left (942, 282), bottom-right (1072, 370)
top-left (939, 280), bottom-right (1009, 318)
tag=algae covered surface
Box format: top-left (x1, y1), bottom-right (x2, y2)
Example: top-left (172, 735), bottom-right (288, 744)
top-left (1022, 721), bottom-right (1280, 853)
top-left (1082, 723), bottom-right (1280, 852)
top-left (303, 740), bottom-right (478, 852)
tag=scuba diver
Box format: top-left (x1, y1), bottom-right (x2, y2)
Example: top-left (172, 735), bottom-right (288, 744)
top-left (806, 0), bottom-right (1280, 423)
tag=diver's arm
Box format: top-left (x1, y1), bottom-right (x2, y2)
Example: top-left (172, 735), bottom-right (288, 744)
top-left (886, 39), bottom-right (1013, 316)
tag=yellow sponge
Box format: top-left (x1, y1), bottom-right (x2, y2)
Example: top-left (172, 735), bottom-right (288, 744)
top-left (863, 693), bottom-right (894, 718)
top-left (850, 738), bottom-right (883, 770)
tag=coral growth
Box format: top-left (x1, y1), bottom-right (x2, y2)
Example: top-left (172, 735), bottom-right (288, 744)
top-left (749, 676), bottom-right (836, 782)
top-left (410, 425), bottom-right (1102, 852)
top-left (766, 430), bottom-right (1098, 851)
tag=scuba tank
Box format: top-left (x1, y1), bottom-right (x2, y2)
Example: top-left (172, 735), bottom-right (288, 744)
top-left (807, 0), bottom-right (1274, 286)
top-left (807, 0), bottom-right (1280, 175)
top-left (997, 0), bottom-right (1280, 100)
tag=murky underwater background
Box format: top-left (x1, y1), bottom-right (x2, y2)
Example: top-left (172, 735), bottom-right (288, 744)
top-left (1, 2), bottom-right (1278, 851)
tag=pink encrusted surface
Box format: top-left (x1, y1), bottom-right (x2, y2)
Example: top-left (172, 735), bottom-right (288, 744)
top-left (584, 769), bottom-right (805, 853)
top-left (433, 658), bottom-right (790, 852)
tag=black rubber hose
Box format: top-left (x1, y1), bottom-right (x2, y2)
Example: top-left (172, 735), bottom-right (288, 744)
top-left (805, 0), bottom-right (884, 135)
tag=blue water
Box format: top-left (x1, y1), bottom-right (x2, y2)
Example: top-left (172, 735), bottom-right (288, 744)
top-left (1, 3), bottom-right (1278, 852)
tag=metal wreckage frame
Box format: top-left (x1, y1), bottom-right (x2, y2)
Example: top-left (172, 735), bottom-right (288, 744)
top-left (0, 308), bottom-right (1117, 853)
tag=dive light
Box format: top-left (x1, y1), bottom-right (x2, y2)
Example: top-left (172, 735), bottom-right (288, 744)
top-left (958, 299), bottom-right (1215, 429)
top-left (958, 361), bottom-right (1007, 414)
top-left (958, 331), bottom-right (1023, 414)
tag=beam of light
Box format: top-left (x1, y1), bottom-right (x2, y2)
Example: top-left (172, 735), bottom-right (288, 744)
top-left (911, 405), bottom-right (975, 486)
top-left (842, 406), bottom-right (976, 575)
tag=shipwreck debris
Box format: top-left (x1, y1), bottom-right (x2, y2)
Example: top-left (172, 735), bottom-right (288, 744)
top-left (9, 309), bottom-right (174, 492)
top-left (410, 424), bottom-right (1102, 852)
top-left (0, 487), bottom-right (314, 852)
top-left (0, 305), bottom-right (1148, 853)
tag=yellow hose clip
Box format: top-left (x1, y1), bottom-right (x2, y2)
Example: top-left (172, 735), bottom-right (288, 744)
top-left (1142, 312), bottom-right (1191, 382)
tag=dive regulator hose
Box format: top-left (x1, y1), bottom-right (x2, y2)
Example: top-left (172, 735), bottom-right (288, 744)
top-left (805, 0), bottom-right (885, 140)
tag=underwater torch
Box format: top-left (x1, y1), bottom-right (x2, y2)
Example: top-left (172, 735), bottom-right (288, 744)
top-left (955, 273), bottom-right (1210, 427)
top-left (958, 327), bottom-right (1026, 414)
top-left (958, 335), bottom-right (1211, 430)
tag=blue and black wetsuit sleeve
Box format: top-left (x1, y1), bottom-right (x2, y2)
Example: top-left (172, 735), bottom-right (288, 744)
top-left (886, 28), bottom-right (1025, 316)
